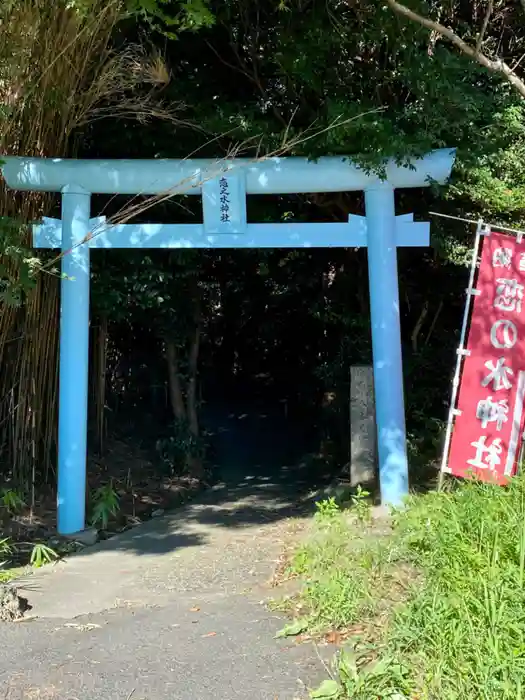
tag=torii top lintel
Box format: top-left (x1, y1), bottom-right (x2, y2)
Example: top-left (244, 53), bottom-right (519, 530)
top-left (1, 149), bottom-right (455, 195)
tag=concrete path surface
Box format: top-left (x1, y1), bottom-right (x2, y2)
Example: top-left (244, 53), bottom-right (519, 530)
top-left (0, 479), bottom-right (332, 700)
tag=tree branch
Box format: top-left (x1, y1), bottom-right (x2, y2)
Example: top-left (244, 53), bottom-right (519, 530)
top-left (411, 300), bottom-right (429, 353)
top-left (383, 0), bottom-right (525, 99)
top-left (476, 0), bottom-right (493, 54)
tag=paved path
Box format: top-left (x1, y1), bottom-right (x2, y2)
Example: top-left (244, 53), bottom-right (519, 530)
top-left (0, 401), bottom-right (337, 700)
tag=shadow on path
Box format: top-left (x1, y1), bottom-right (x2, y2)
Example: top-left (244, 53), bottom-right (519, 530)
top-left (67, 396), bottom-right (337, 560)
top-left (12, 397), bottom-right (339, 619)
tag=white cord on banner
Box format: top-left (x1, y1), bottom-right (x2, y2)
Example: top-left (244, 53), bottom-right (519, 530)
top-left (439, 219), bottom-right (488, 483)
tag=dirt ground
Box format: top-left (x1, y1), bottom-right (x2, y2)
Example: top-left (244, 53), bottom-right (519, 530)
top-left (1, 435), bottom-right (202, 568)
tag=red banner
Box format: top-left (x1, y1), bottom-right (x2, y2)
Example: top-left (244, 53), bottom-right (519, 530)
top-left (447, 231), bottom-right (525, 483)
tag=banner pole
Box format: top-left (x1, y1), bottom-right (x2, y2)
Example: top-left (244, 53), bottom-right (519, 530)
top-left (518, 436), bottom-right (525, 476)
top-left (438, 220), bottom-right (487, 489)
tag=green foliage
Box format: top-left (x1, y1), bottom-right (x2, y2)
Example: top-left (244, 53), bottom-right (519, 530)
top-left (0, 539), bottom-right (25, 583)
top-left (314, 490), bottom-right (371, 528)
top-left (93, 0), bottom-right (524, 197)
top-left (0, 533), bottom-right (63, 575)
top-left (0, 537), bottom-right (12, 567)
top-left (350, 486), bottom-right (372, 525)
top-left (274, 618), bottom-right (308, 639)
top-left (126, 0), bottom-right (214, 34)
top-left (309, 679), bottom-right (340, 699)
top-left (0, 538), bottom-right (14, 583)
top-left (290, 510), bottom-right (381, 631)
top-left (447, 104), bottom-right (525, 221)
top-left (91, 249), bottom-right (203, 334)
top-left (0, 566), bottom-right (16, 584)
top-left (89, 483), bottom-right (120, 530)
top-left (137, 0), bottom-right (519, 193)
top-left (30, 542), bottom-right (59, 568)
top-left (389, 480), bottom-right (525, 698)
top-left (0, 537), bottom-right (65, 573)
top-left (0, 488), bottom-right (25, 514)
top-left (0, 537), bottom-right (12, 554)
top-left (66, 0), bottom-right (215, 30)
top-left (155, 419), bottom-right (204, 475)
top-left (314, 497), bottom-right (340, 523)
top-left (0, 217), bottom-right (40, 307)
top-left (336, 650), bottom-right (411, 700)
top-left (310, 650), bottom-right (412, 699)
top-left (291, 475), bottom-right (525, 699)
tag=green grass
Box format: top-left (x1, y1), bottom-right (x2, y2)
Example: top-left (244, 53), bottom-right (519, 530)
top-left (288, 477), bottom-right (525, 700)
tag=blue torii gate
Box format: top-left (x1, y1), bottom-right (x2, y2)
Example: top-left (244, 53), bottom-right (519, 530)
top-left (1, 150), bottom-right (455, 535)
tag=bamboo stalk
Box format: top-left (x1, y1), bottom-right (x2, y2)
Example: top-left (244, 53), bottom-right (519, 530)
top-left (0, 0), bottom-right (176, 492)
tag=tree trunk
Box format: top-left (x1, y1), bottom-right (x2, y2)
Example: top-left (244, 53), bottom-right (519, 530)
top-left (185, 286), bottom-right (204, 479)
top-left (186, 316), bottom-right (201, 439)
top-left (165, 339), bottom-right (186, 422)
top-left (165, 331), bottom-right (204, 480)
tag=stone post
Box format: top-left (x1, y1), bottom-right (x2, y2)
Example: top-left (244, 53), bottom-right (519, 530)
top-left (350, 365), bottom-right (377, 487)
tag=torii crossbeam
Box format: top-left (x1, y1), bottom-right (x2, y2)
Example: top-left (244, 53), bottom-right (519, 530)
top-left (1, 150), bottom-right (455, 535)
